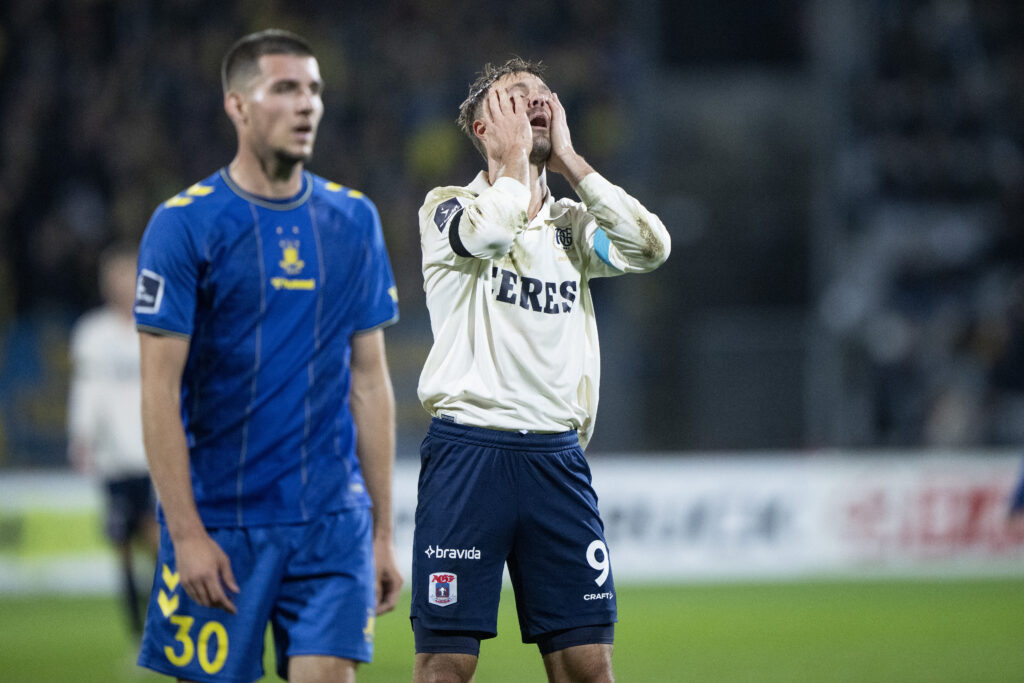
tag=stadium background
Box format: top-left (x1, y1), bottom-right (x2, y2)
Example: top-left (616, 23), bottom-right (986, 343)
top-left (1, 0), bottom-right (1024, 681)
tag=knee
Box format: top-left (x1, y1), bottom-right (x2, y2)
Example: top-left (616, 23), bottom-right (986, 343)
top-left (413, 652), bottom-right (478, 683)
top-left (543, 643), bottom-right (614, 683)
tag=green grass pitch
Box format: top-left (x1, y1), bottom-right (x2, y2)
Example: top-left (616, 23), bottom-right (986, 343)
top-left (1, 579), bottom-right (1022, 681)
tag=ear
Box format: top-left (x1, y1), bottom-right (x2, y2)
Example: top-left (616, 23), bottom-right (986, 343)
top-left (472, 119), bottom-right (486, 144)
top-left (224, 91), bottom-right (246, 126)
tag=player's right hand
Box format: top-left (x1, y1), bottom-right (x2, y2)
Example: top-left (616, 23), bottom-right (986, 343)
top-left (173, 532), bottom-right (240, 614)
top-left (482, 86), bottom-right (531, 178)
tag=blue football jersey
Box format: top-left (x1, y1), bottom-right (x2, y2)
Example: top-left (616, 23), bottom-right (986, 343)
top-left (135, 169), bottom-right (398, 526)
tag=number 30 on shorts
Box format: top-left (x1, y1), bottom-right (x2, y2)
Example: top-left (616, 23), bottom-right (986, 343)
top-left (586, 540), bottom-right (610, 586)
top-left (165, 614), bottom-right (229, 675)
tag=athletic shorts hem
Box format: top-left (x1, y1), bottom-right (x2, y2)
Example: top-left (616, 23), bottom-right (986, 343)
top-left (536, 624), bottom-right (615, 655)
top-left (137, 657), bottom-right (257, 683)
top-left (522, 614), bottom-right (619, 643)
top-left (414, 642), bottom-right (482, 655)
top-left (408, 618), bottom-right (497, 639)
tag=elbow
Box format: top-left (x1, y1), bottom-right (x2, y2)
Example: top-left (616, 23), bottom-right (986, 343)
top-left (635, 218), bottom-right (671, 272)
top-left (651, 231), bottom-right (671, 269)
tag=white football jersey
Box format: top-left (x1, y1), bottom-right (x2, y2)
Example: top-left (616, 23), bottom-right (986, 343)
top-left (418, 171), bottom-right (670, 448)
top-left (68, 307), bottom-right (148, 478)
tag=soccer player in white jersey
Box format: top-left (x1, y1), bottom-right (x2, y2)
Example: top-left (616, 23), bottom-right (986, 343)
top-left (412, 58), bottom-right (671, 683)
top-left (68, 242), bottom-right (158, 636)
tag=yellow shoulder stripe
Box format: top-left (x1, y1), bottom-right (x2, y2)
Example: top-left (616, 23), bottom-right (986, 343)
top-left (164, 195), bottom-right (193, 208)
top-left (186, 183), bottom-right (214, 197)
top-left (164, 182), bottom-right (215, 208)
top-left (325, 181), bottom-right (364, 199)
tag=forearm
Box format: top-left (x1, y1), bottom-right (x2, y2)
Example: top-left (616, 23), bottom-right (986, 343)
top-left (577, 172), bottom-right (671, 272)
top-left (459, 176), bottom-right (531, 258)
top-left (66, 375), bottom-right (99, 462)
top-left (559, 150), bottom-right (596, 190)
top-left (141, 383), bottom-right (204, 540)
top-left (350, 342), bottom-right (397, 541)
top-left (491, 149), bottom-right (530, 188)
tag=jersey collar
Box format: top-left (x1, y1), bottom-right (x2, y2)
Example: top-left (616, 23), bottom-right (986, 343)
top-left (220, 168), bottom-right (313, 211)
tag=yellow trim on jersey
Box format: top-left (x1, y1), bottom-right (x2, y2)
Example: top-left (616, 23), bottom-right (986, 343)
top-left (164, 195), bottom-right (193, 208)
top-left (164, 182), bottom-right (215, 208)
top-left (325, 181), bottom-right (364, 199)
top-left (162, 564), bottom-right (180, 591)
top-left (186, 183), bottom-right (214, 197)
top-left (158, 589), bottom-right (180, 617)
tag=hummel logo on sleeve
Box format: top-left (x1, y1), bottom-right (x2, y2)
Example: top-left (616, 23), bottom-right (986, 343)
top-left (432, 198), bottom-right (464, 232)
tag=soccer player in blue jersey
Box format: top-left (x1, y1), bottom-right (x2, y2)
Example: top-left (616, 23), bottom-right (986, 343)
top-left (134, 29), bottom-right (401, 683)
top-left (412, 59), bottom-right (671, 682)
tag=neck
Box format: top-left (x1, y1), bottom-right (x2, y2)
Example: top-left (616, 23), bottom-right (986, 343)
top-left (228, 146), bottom-right (305, 198)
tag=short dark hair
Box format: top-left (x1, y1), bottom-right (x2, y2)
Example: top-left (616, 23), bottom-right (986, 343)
top-left (457, 57), bottom-right (546, 159)
top-left (221, 29), bottom-right (314, 94)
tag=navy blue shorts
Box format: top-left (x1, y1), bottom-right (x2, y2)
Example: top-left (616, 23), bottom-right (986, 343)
top-left (410, 419), bottom-right (617, 646)
top-left (104, 475), bottom-right (155, 544)
top-left (138, 508), bottom-right (376, 682)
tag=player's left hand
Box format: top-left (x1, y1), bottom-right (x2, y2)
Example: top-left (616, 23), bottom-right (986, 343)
top-left (373, 537), bottom-right (403, 615)
top-left (545, 93), bottom-right (592, 185)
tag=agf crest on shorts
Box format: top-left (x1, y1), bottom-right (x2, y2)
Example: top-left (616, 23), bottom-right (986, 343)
top-left (428, 572), bottom-right (457, 607)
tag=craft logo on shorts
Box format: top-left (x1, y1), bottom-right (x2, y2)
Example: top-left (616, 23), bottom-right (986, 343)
top-left (428, 572), bottom-right (457, 607)
top-left (553, 226), bottom-right (573, 249)
top-left (135, 269), bottom-right (165, 314)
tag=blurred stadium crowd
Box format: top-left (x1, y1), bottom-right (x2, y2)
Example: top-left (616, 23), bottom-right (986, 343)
top-left (3, 0), bottom-right (1024, 465)
top-left (823, 0), bottom-right (1024, 447)
top-left (0, 0), bottom-right (636, 463)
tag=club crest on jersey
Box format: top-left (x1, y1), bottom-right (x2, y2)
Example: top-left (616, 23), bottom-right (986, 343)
top-left (553, 226), bottom-right (573, 250)
top-left (134, 269), bottom-right (164, 314)
top-left (433, 198), bottom-right (463, 232)
top-left (278, 238), bottom-right (305, 275)
top-left (428, 572), bottom-right (457, 607)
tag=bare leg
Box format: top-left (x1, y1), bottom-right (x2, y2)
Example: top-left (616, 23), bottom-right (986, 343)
top-left (542, 643), bottom-right (614, 683)
top-left (413, 652), bottom-right (478, 683)
top-left (289, 654), bottom-right (358, 683)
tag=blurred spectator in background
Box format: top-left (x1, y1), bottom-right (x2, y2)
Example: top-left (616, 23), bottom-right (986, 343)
top-left (1009, 459), bottom-right (1024, 535)
top-left (67, 241), bottom-right (158, 636)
